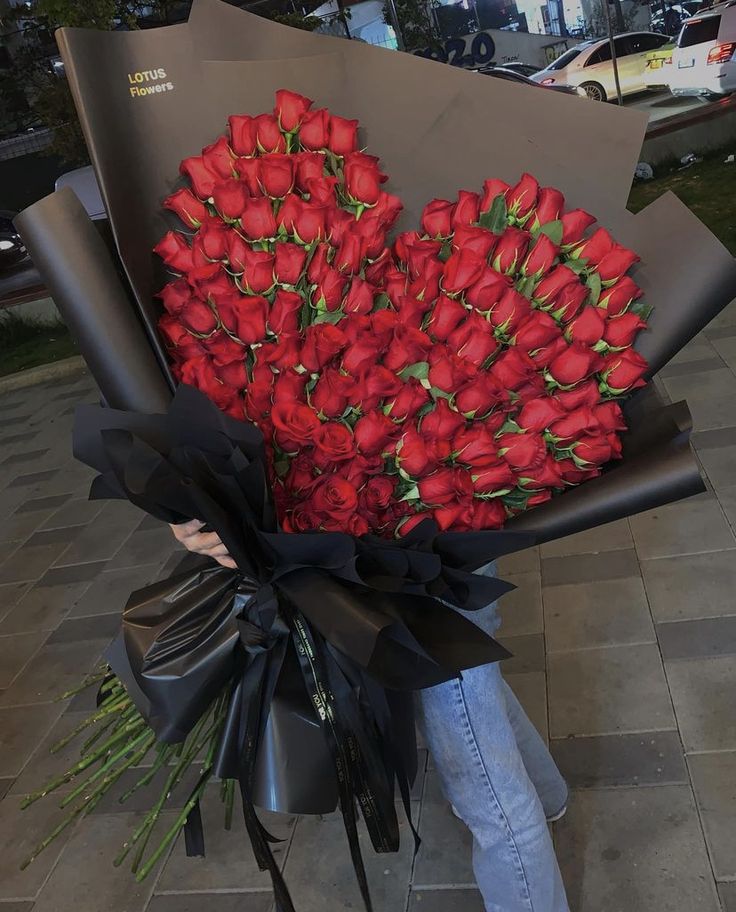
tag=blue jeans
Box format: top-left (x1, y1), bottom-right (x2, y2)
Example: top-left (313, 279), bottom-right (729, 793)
top-left (415, 591), bottom-right (570, 912)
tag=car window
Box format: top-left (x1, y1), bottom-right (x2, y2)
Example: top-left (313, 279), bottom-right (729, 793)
top-left (678, 15), bottom-right (721, 46)
top-left (585, 43), bottom-right (612, 65)
top-left (547, 47), bottom-right (584, 70)
top-left (614, 36), bottom-right (634, 56)
top-left (632, 33), bottom-right (670, 51)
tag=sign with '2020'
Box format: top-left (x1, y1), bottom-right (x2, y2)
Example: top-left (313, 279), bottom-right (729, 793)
top-left (413, 32), bottom-right (496, 67)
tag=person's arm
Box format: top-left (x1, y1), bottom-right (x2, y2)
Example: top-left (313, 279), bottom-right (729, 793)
top-left (169, 519), bottom-right (236, 569)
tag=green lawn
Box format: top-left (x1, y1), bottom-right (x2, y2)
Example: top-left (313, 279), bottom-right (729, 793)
top-left (0, 314), bottom-right (78, 378)
top-left (628, 150), bottom-right (736, 256)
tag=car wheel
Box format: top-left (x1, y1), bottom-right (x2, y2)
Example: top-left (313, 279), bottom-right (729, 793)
top-left (580, 81), bottom-right (607, 102)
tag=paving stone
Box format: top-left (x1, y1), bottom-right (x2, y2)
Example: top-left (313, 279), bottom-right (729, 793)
top-left (688, 752), bottom-right (736, 879)
top-left (6, 469), bottom-right (59, 489)
top-left (498, 633), bottom-right (545, 675)
top-left (0, 703), bottom-right (64, 779)
top-left (46, 613), bottom-right (120, 645)
top-left (719, 484), bottom-right (736, 532)
top-left (0, 631), bottom-right (48, 689)
top-left (543, 577), bottom-right (655, 653)
top-left (696, 444), bottom-right (736, 491)
top-left (663, 367), bottom-right (736, 430)
top-left (550, 730), bottom-right (687, 789)
top-left (54, 508), bottom-right (142, 566)
top-left (541, 548), bottom-right (640, 587)
top-left (496, 545), bottom-right (539, 575)
top-left (413, 771), bottom-right (474, 887)
top-left (0, 639), bottom-right (108, 708)
top-left (13, 493), bottom-right (72, 514)
top-left (69, 564), bottom-right (159, 618)
top-left (641, 551), bottom-right (736, 622)
top-left (10, 711), bottom-right (95, 797)
top-left (660, 356), bottom-right (726, 378)
top-left (148, 895), bottom-right (272, 912)
top-left (548, 644), bottom-right (675, 738)
top-left (506, 671), bottom-right (548, 743)
top-left (719, 882), bottom-right (736, 912)
top-left (408, 889), bottom-right (485, 911)
top-left (31, 812), bottom-right (170, 912)
top-left (0, 778), bottom-right (12, 799)
top-left (539, 518), bottom-right (634, 558)
top-left (35, 561), bottom-right (108, 587)
top-left (555, 786), bottom-right (721, 912)
top-left (157, 787), bottom-right (295, 893)
top-left (705, 299), bottom-right (736, 332)
top-left (0, 506), bottom-right (55, 544)
top-left (668, 333), bottom-right (718, 364)
top-left (39, 497), bottom-right (105, 530)
top-left (283, 804), bottom-right (415, 911)
top-left (629, 495), bottom-right (736, 559)
top-left (0, 530), bottom-right (83, 585)
top-left (0, 581), bottom-right (92, 635)
top-left (666, 656), bottom-right (736, 751)
top-left (497, 572), bottom-right (543, 637)
top-left (106, 526), bottom-right (181, 571)
top-left (658, 616), bottom-right (736, 660)
top-left (0, 582), bottom-right (31, 623)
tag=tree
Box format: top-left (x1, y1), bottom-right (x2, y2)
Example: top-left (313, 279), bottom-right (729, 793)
top-left (382, 0), bottom-right (439, 51)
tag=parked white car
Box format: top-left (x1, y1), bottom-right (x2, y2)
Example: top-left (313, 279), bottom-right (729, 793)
top-left (668, 0), bottom-right (736, 97)
top-left (532, 32), bottom-right (673, 100)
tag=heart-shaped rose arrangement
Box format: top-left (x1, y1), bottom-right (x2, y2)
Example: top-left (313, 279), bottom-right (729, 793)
top-left (155, 90), bottom-right (650, 536)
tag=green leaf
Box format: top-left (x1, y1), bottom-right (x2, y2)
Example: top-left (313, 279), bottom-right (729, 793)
top-left (399, 484), bottom-right (420, 502)
top-left (538, 219), bottom-right (564, 246)
top-left (479, 194), bottom-right (508, 235)
top-left (430, 387), bottom-right (453, 401)
top-left (439, 240), bottom-right (453, 262)
top-left (586, 272), bottom-right (602, 306)
top-left (564, 257), bottom-right (589, 275)
top-left (416, 401), bottom-right (435, 419)
top-left (399, 361), bottom-right (430, 381)
top-left (313, 310), bottom-right (345, 325)
top-left (516, 275), bottom-right (536, 301)
top-left (631, 299), bottom-right (653, 320)
top-left (274, 459), bottom-right (289, 479)
top-left (373, 292), bottom-right (392, 311)
top-left (499, 418), bottom-right (522, 434)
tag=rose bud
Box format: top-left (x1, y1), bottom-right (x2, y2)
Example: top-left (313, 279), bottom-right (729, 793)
top-left (517, 397), bottom-right (566, 432)
top-left (285, 454), bottom-right (316, 493)
top-left (355, 365), bottom-right (403, 412)
top-left (489, 347), bottom-right (537, 391)
top-left (164, 188), bottom-right (208, 228)
top-left (385, 377), bottom-right (430, 421)
top-left (299, 108), bottom-right (330, 150)
top-left (466, 267), bottom-right (511, 311)
top-left (180, 298), bottom-right (218, 336)
top-left (272, 402), bottom-right (321, 450)
top-left (342, 337), bottom-right (383, 375)
top-left (470, 499), bottom-right (507, 529)
top-left (596, 245), bottom-right (640, 283)
top-left (328, 114), bottom-right (359, 156)
top-left (514, 311), bottom-right (562, 350)
top-left (455, 374), bottom-right (505, 417)
top-left (154, 231), bottom-right (194, 273)
top-left (506, 173), bottom-right (539, 220)
top-left (443, 248), bottom-right (486, 295)
top-left (187, 261), bottom-right (229, 296)
top-left (428, 349), bottom-right (476, 392)
top-left (453, 426), bottom-right (499, 467)
top-left (560, 208), bottom-right (596, 247)
top-left (208, 330), bottom-right (245, 366)
top-left (548, 343), bottom-right (603, 387)
top-left (294, 202), bottom-right (327, 244)
top-left (573, 226), bottom-right (614, 265)
top-left (565, 307), bottom-right (606, 345)
top-left (447, 314), bottom-right (498, 366)
top-left (237, 246), bottom-right (275, 293)
top-left (384, 325), bottom-right (432, 372)
top-left (519, 453), bottom-right (565, 489)
top-left (274, 89), bottom-right (313, 132)
top-left (603, 312), bottom-right (647, 349)
top-left (408, 260), bottom-right (443, 305)
top-left (420, 398), bottom-right (466, 439)
top-left (532, 263), bottom-right (577, 306)
top-left (273, 242), bottom-right (307, 286)
top-left (531, 187), bottom-right (565, 230)
top-left (427, 293), bottom-right (468, 341)
top-left (240, 197), bottom-right (278, 240)
top-left (353, 411), bottom-right (397, 456)
top-left (549, 407), bottom-right (597, 441)
top-left (314, 267), bottom-right (346, 311)
top-left (398, 428), bottom-right (436, 477)
top-left (294, 151), bottom-right (325, 191)
top-left (344, 155), bottom-right (383, 205)
top-left (492, 227), bottom-right (531, 275)
top-left (273, 369), bottom-right (307, 402)
top-left (300, 322), bottom-right (347, 372)
top-left (395, 294), bottom-right (430, 328)
top-left (555, 378), bottom-right (600, 410)
top-left (343, 277), bottom-right (375, 315)
top-left (159, 316), bottom-right (204, 358)
top-left (529, 335), bottom-right (568, 369)
top-left (268, 289), bottom-right (303, 335)
top-left (488, 287), bottom-right (531, 334)
top-left (419, 467), bottom-right (474, 506)
top-left (259, 154), bottom-right (294, 198)
top-left (311, 368), bottom-right (354, 417)
top-left (601, 349), bottom-right (649, 392)
top-left (307, 176), bottom-right (339, 207)
top-left (372, 191), bottom-right (404, 230)
top-left (326, 208), bottom-right (355, 247)
top-left (179, 154), bottom-right (220, 200)
top-left (254, 113), bottom-right (285, 153)
top-left (522, 234), bottom-right (559, 278)
top-left (212, 179), bottom-right (248, 220)
top-left (215, 356), bottom-right (248, 389)
top-left (599, 275), bottom-right (642, 316)
top-left (421, 199), bottom-right (454, 238)
top-left (451, 190), bottom-right (481, 229)
top-left (471, 461), bottom-right (517, 494)
top-left (360, 476), bottom-right (396, 518)
top-left (216, 293), bottom-right (268, 344)
top-left (452, 225), bottom-right (497, 259)
top-left (551, 280), bottom-right (589, 323)
top-left (195, 221), bottom-right (229, 261)
top-left (356, 214), bottom-right (388, 258)
top-left (181, 356), bottom-right (236, 411)
top-left (228, 114), bottom-right (258, 156)
top-left (480, 177), bottom-right (511, 213)
top-left (235, 156), bottom-right (261, 196)
top-left (397, 233), bottom-right (443, 280)
top-left (158, 278), bottom-right (192, 316)
top-left (497, 431), bottom-right (547, 471)
top-left (201, 135), bottom-right (235, 180)
top-left (573, 433), bottom-right (615, 465)
top-left (594, 400), bottom-right (626, 431)
top-left (433, 501), bottom-right (476, 532)
top-left (334, 233), bottom-right (365, 275)
top-left (314, 422), bottom-right (356, 463)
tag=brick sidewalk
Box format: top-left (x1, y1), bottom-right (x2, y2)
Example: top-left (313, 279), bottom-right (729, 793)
top-left (1, 301), bottom-right (735, 911)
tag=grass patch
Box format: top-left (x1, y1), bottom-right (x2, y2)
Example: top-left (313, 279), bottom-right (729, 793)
top-left (628, 147), bottom-right (736, 255)
top-left (0, 311), bottom-right (78, 378)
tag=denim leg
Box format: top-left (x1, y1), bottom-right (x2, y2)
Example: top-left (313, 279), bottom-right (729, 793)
top-left (417, 660), bottom-right (569, 912)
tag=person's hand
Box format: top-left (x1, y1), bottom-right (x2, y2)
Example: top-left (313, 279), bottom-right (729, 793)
top-left (169, 519), bottom-right (237, 570)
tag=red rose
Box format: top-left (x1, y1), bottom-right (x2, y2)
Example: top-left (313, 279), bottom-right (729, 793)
top-left (307, 176), bottom-right (339, 207)
top-left (531, 187), bottom-right (565, 229)
top-left (154, 231), bottom-right (193, 273)
top-left (301, 323), bottom-right (347, 371)
top-left (506, 173), bottom-right (539, 220)
top-left (384, 377), bottom-right (430, 420)
top-left (282, 506), bottom-right (320, 534)
top-left (550, 280), bottom-right (589, 323)
top-left (466, 268), bottom-right (511, 311)
top-left (480, 178), bottom-right (510, 213)
top-left (274, 89), bottom-right (313, 132)
top-left (208, 331), bottom-right (244, 366)
top-left (443, 248), bottom-right (486, 295)
top-left (295, 202), bottom-right (327, 244)
top-left (236, 157), bottom-right (261, 196)
top-left (451, 190), bottom-right (481, 228)
top-left (187, 262), bottom-right (229, 297)
top-left (514, 311), bottom-right (562, 350)
top-left (419, 467), bottom-right (473, 505)
top-left (342, 336), bottom-right (383, 375)
top-left (181, 356), bottom-right (236, 410)
top-left (180, 155), bottom-right (219, 199)
top-left (603, 311), bottom-right (647, 349)
top-left (274, 242), bottom-right (307, 286)
top-left (180, 298), bottom-right (217, 335)
top-left (299, 109), bottom-right (330, 150)
top-left (548, 343), bottom-right (602, 386)
top-left (311, 267), bottom-right (344, 312)
top-left (334, 233), bottom-right (365, 275)
top-left (489, 348), bottom-right (538, 391)
top-left (294, 152), bottom-right (325, 191)
top-left (164, 188), bottom-right (208, 227)
top-left (522, 234), bottom-right (559, 278)
top-left (421, 398), bottom-right (466, 439)
top-left (201, 136), bottom-right (235, 179)
top-left (599, 276), bottom-right (642, 316)
top-left (328, 115), bottom-right (359, 156)
top-left (269, 289), bottom-right (303, 335)
top-left (432, 501), bottom-right (475, 532)
top-left (566, 307), bottom-right (606, 345)
top-left (528, 335), bottom-right (568, 369)
top-left (272, 402), bottom-right (320, 449)
top-left (285, 454), bottom-right (316, 492)
top-left (306, 242), bottom-right (330, 284)
top-left (311, 368), bottom-right (354, 417)
top-left (228, 114), bottom-right (258, 156)
top-left (596, 245), bottom-right (640, 283)
top-left (355, 365), bottom-right (402, 410)
top-left (384, 325), bottom-right (432, 372)
top-left (259, 154), bottom-right (294, 198)
top-left (240, 197), bottom-right (278, 240)
top-left (447, 314), bottom-right (498, 366)
top-left (255, 113), bottom-right (286, 153)
top-left (427, 294), bottom-right (467, 341)
top-left (594, 401), bottom-right (626, 431)
top-left (314, 422), bottom-right (356, 462)
top-left (574, 226), bottom-right (613, 265)
top-left (343, 277), bottom-right (375, 315)
top-left (159, 316), bottom-right (204, 359)
top-left (601, 349), bottom-right (649, 392)
top-left (396, 429), bottom-right (434, 477)
top-left (361, 476), bottom-right (396, 515)
top-left (519, 454), bottom-right (564, 488)
top-left (273, 369), bottom-right (308, 403)
top-left (453, 426), bottom-right (499, 467)
top-left (489, 287), bottom-right (532, 334)
top-left (471, 462), bottom-right (517, 494)
top-left (573, 433), bottom-right (616, 465)
top-left (396, 233), bottom-right (442, 279)
top-left (428, 348), bottom-right (476, 392)
top-left (372, 192), bottom-right (403, 230)
top-left (310, 475), bottom-right (359, 520)
top-left (235, 246), bottom-right (275, 293)
top-left (497, 431), bottom-right (547, 471)
top-left (492, 227), bottom-right (531, 274)
top-left (452, 225), bottom-right (497, 260)
top-left (159, 279), bottom-right (191, 316)
top-left (344, 154), bottom-right (383, 205)
top-left (421, 199), bottom-right (454, 238)
top-left (212, 180), bottom-right (248, 220)
top-left (214, 356), bottom-right (248, 389)
top-left (555, 379), bottom-right (600, 410)
top-left (561, 209), bottom-right (596, 247)
top-left (517, 397), bottom-right (566, 432)
top-left (550, 407), bottom-right (597, 441)
top-left (533, 263), bottom-right (578, 306)
top-left (470, 499), bottom-right (507, 529)
top-left (354, 411), bottom-right (396, 456)
top-left (455, 374), bottom-right (505, 417)
top-left (196, 221), bottom-right (229, 261)
top-left (216, 293), bottom-right (268, 344)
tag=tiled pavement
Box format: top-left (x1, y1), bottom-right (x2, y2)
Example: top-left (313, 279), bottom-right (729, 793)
top-left (0, 303), bottom-right (736, 911)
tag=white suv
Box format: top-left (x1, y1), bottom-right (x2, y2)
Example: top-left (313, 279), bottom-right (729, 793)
top-left (532, 32), bottom-right (673, 101)
top-left (668, 0), bottom-right (736, 97)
